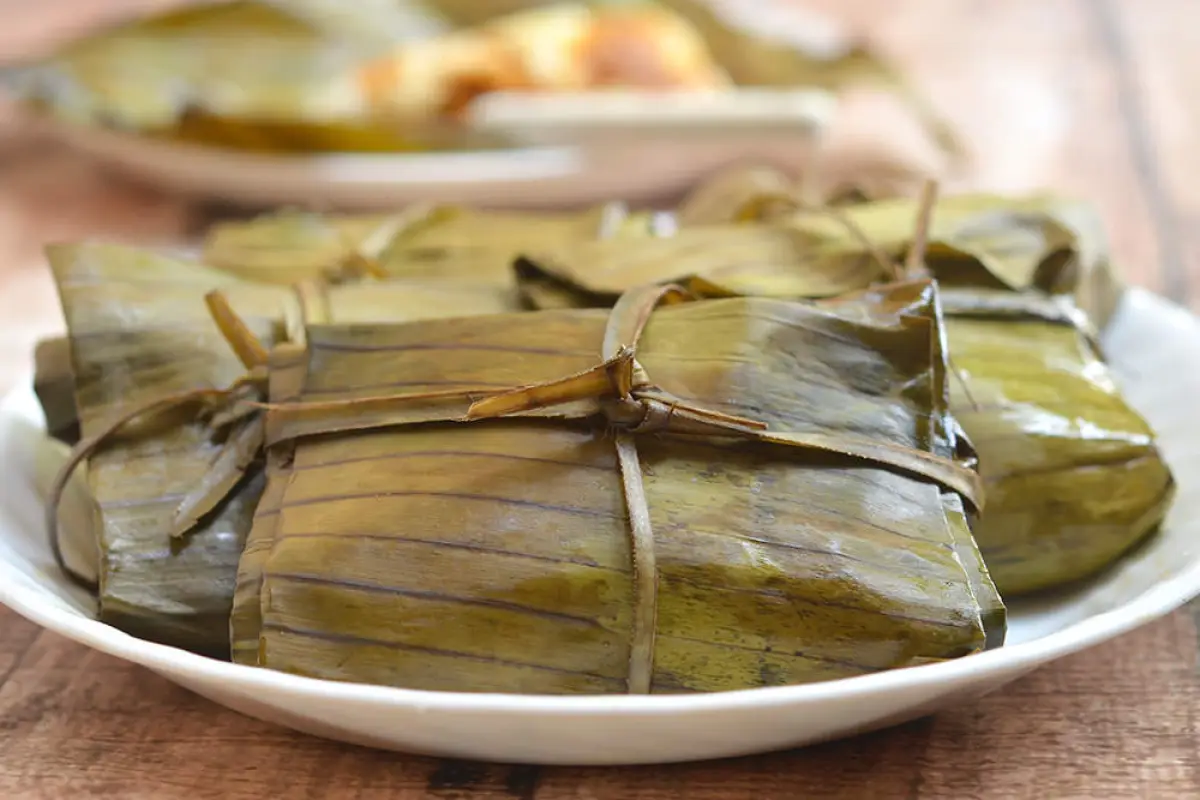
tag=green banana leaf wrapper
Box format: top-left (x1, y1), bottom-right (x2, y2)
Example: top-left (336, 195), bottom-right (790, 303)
top-left (47, 241), bottom-right (520, 656)
top-left (515, 217), bottom-right (891, 309)
top-left (34, 337), bottom-right (80, 445)
top-left (32, 202), bottom-right (662, 441)
top-left (936, 289), bottom-right (1175, 594)
top-left (231, 278), bottom-right (1004, 692)
top-left (516, 191), bottom-right (1167, 595)
top-left (519, 191), bottom-right (1126, 330)
top-left (201, 202), bottom-right (666, 285)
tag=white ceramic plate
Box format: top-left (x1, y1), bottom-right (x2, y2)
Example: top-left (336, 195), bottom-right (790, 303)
top-left (27, 89), bottom-right (836, 210)
top-left (1, 288), bottom-right (1198, 765)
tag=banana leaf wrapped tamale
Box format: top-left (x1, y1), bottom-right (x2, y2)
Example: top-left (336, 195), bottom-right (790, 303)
top-left (32, 201), bottom-right (661, 442)
top-left (201, 202), bottom-right (667, 285)
top-left (693, 189), bottom-right (1166, 592)
top-left (520, 190), bottom-right (1126, 330)
top-left (782, 193), bottom-right (1125, 329)
top-left (46, 241), bottom-right (519, 656)
top-left (934, 290), bottom-right (1174, 594)
top-left (6, 1), bottom-right (729, 154)
top-left (517, 190), bottom-right (1168, 595)
top-left (230, 278), bottom-right (1003, 691)
top-left (514, 213), bottom-right (898, 309)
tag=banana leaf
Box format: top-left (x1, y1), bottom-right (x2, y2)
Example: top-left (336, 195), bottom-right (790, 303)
top-left (34, 337), bottom-right (80, 445)
top-left (5, 1), bottom-right (728, 154)
top-left (202, 203), bottom-right (665, 285)
top-left (47, 241), bottom-right (519, 656)
top-left (38, 201), bottom-right (653, 440)
top-left (674, 164), bottom-right (797, 227)
top-left (515, 215), bottom-right (899, 309)
top-left (520, 191), bottom-right (1126, 330)
top-left (781, 193), bottom-right (1124, 326)
top-left (935, 289), bottom-right (1174, 594)
top-left (517, 187), bottom-right (1165, 595)
top-left (231, 278), bottom-right (1003, 692)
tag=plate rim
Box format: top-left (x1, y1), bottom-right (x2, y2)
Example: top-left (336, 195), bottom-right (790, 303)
top-left (1, 287), bottom-right (1198, 718)
top-left (24, 86), bottom-right (838, 186)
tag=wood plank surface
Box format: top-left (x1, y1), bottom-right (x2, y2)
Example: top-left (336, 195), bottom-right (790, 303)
top-left (0, 0), bottom-right (1197, 797)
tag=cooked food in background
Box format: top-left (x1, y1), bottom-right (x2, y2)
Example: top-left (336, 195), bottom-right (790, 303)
top-left (426, 0), bottom-right (962, 158)
top-left (6, 0), bottom-right (959, 162)
top-left (229, 279), bottom-right (1002, 692)
top-left (46, 241), bottom-right (520, 656)
top-left (6, 1), bottom-right (732, 154)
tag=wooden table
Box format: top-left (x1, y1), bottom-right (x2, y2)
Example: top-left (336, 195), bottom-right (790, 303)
top-left (0, 1), bottom-right (1198, 796)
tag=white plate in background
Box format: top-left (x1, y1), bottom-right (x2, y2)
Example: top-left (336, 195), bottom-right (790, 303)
top-left (0, 288), bottom-right (1197, 765)
top-left (26, 88), bottom-right (836, 210)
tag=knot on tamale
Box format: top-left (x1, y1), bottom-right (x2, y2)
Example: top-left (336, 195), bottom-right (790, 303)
top-left (463, 341), bottom-right (768, 437)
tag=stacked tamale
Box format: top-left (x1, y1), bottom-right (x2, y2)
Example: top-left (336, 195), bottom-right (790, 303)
top-left (512, 177), bottom-right (1172, 595)
top-left (45, 240), bottom-right (520, 656)
top-left (36, 170), bottom-right (1174, 695)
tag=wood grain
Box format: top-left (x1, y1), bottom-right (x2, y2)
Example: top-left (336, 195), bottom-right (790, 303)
top-left (0, 0), bottom-right (1198, 797)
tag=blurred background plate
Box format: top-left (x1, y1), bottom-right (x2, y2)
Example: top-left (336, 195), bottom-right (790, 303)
top-left (24, 89), bottom-right (837, 211)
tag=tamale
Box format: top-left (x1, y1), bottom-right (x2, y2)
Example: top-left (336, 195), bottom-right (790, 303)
top-left (515, 215), bottom-right (898, 309)
top-left (38, 201), bottom-right (656, 440)
top-left (47, 241), bottom-right (518, 656)
top-left (231, 279), bottom-right (1003, 692)
top-left (782, 193), bottom-right (1126, 326)
top-left (7, 1), bottom-right (729, 154)
top-left (936, 290), bottom-right (1174, 594)
top-left (518, 187), bottom-right (1166, 595)
top-left (202, 202), bottom-right (666, 285)
top-left (521, 191), bottom-right (1126, 329)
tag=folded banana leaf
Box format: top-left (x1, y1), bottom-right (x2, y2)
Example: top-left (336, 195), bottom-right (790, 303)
top-left (35, 202), bottom-right (656, 438)
top-left (520, 191), bottom-right (1126, 330)
top-left (515, 215), bottom-right (899, 309)
top-left (231, 278), bottom-right (1003, 692)
top-left (202, 202), bottom-right (665, 285)
top-left (47, 241), bottom-right (519, 656)
top-left (676, 161), bottom-right (935, 226)
top-left (782, 193), bottom-right (1125, 326)
top-left (934, 289), bottom-right (1174, 594)
top-left (6, 1), bottom-right (728, 153)
top-left (34, 337), bottom-right (80, 445)
top-left (519, 187), bottom-right (1165, 595)
top-left (674, 164), bottom-right (797, 227)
